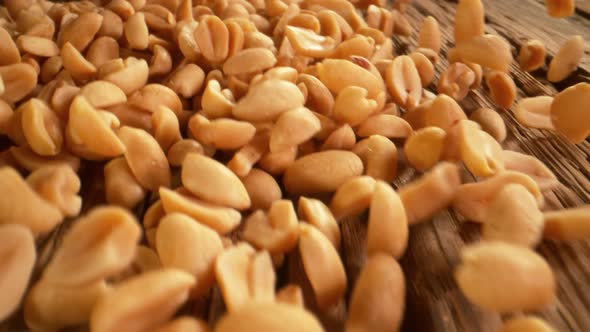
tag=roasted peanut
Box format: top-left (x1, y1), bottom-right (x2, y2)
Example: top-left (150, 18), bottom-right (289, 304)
top-left (195, 15), bottom-right (229, 63)
top-left (332, 86), bottom-right (379, 126)
top-left (453, 34), bottom-right (513, 72)
top-left (357, 135), bottom-right (398, 183)
top-left (80, 80), bottom-right (127, 109)
top-left (423, 94), bottom-right (467, 132)
top-left (0, 63), bottom-right (38, 103)
top-left (26, 165), bottom-right (81, 217)
top-left (242, 168), bottom-right (282, 211)
top-left (10, 146), bottom-right (80, 172)
top-left (101, 57), bottom-right (149, 95)
top-left (19, 98), bottom-right (64, 156)
top-left (518, 39), bottom-right (546, 72)
top-left (502, 316), bottom-right (555, 332)
top-left (437, 62), bottom-right (475, 101)
top-left (201, 79), bottom-right (235, 119)
top-left (347, 256), bottom-right (405, 332)
top-left (454, 0), bottom-right (484, 44)
top-left (242, 200), bottom-right (299, 253)
top-left (545, 0), bottom-right (575, 18)
top-left (259, 145), bottom-right (297, 175)
top-left (550, 82), bottom-right (590, 143)
top-left (458, 119), bottom-right (504, 177)
top-left (189, 114), bottom-right (256, 151)
top-left (270, 107), bottom-right (321, 153)
top-left (404, 126), bottom-right (447, 171)
top-left (547, 35), bottom-right (584, 82)
top-left (58, 12), bottom-right (103, 51)
top-left (367, 181), bottom-right (408, 259)
top-left (167, 139), bottom-right (205, 167)
top-left (469, 107), bottom-right (507, 142)
top-left (385, 55), bottom-right (422, 109)
top-left (61, 42), bottom-right (97, 82)
top-left (104, 157), bottom-right (146, 209)
top-left (455, 242), bottom-right (555, 312)
top-left (298, 197), bottom-right (340, 249)
top-left (0, 26), bottom-right (21, 65)
top-left (543, 206), bottom-right (590, 241)
top-left (330, 176), bottom-right (376, 221)
top-left (98, 9), bottom-right (124, 40)
top-left (317, 58), bottom-right (384, 99)
top-left (357, 114), bottom-right (413, 139)
top-left (125, 12), bottom-right (149, 50)
top-left (149, 45), bottom-right (173, 77)
top-left (227, 133), bottom-right (269, 177)
top-left (299, 222), bottom-right (347, 310)
top-left (514, 96), bottom-right (555, 130)
top-left (167, 63), bottom-right (205, 98)
top-left (418, 16), bottom-right (441, 53)
top-left (223, 47), bottom-right (277, 75)
top-left (233, 78), bottom-right (304, 121)
top-left (409, 52), bottom-right (435, 87)
top-left (152, 106), bottom-right (182, 152)
top-left (16, 35), bottom-right (59, 57)
top-left (399, 162), bottom-right (461, 224)
top-left (485, 70), bottom-right (516, 108)
top-left (502, 150), bottom-right (559, 191)
top-left (128, 83), bottom-right (182, 115)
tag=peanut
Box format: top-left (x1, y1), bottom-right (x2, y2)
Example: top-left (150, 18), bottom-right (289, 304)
top-left (550, 82), bottom-right (590, 143)
top-left (233, 78), bottom-right (304, 121)
top-left (330, 176), bottom-right (376, 221)
top-left (0, 63), bottom-right (38, 103)
top-left (453, 34), bottom-right (513, 72)
top-left (195, 15), bottom-right (230, 63)
top-left (277, 284), bottom-right (304, 308)
top-left (437, 62), bottom-right (475, 101)
top-left (357, 113), bottom-right (413, 138)
top-left (10, 146), bottom-right (80, 172)
top-left (545, 0), bottom-right (575, 18)
top-left (502, 316), bottom-right (555, 332)
top-left (125, 12), bottom-right (149, 50)
top-left (16, 35), bottom-right (59, 57)
top-left (167, 63), bottom-right (205, 98)
top-left (543, 206), bottom-right (590, 241)
top-left (189, 114), bottom-right (255, 150)
top-left (154, 317), bottom-right (211, 332)
top-left (128, 84), bottom-right (183, 115)
top-left (152, 106), bottom-right (182, 152)
top-left (321, 124), bottom-right (356, 151)
top-left (485, 70), bottom-right (516, 108)
top-left (547, 35), bottom-right (584, 82)
top-left (454, 0), bottom-right (484, 44)
top-left (409, 52), bottom-right (435, 87)
top-left (333, 86), bottom-right (379, 126)
top-left (458, 119), bottom-right (504, 177)
top-left (469, 107), bottom-right (507, 142)
top-left (297, 73), bottom-right (334, 116)
top-left (58, 12), bottom-right (103, 51)
top-left (19, 98), bottom-right (64, 156)
top-left (385, 55), bottom-right (422, 109)
top-left (404, 126), bottom-right (447, 171)
top-left (518, 40), bottom-right (546, 72)
top-left (61, 42), bottom-right (97, 82)
top-left (270, 107), bottom-right (321, 153)
top-left (424, 94), bottom-right (467, 132)
top-left (502, 150), bottom-right (559, 191)
top-left (26, 165), bottom-right (81, 217)
top-left (101, 57), bottom-right (149, 95)
top-left (418, 16), bottom-right (441, 53)
top-left (80, 80), bottom-right (127, 109)
top-left (242, 200), bottom-right (299, 253)
top-left (514, 96), bottom-right (555, 130)
top-left (104, 157), bottom-right (146, 209)
top-left (367, 181), bottom-right (408, 259)
top-left (363, 134), bottom-right (398, 182)
top-left (317, 58), bottom-right (384, 99)
top-left (242, 168), bottom-right (282, 211)
top-left (298, 197), bottom-right (341, 249)
top-left (201, 79), bottom-right (235, 119)
top-left (0, 26), bottom-right (21, 65)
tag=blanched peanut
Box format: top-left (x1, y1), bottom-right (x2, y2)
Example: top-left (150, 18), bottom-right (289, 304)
top-left (453, 171), bottom-right (543, 223)
top-left (270, 107), bottom-right (320, 152)
top-left (182, 153), bottom-right (250, 210)
top-left (418, 16), bottom-right (441, 53)
top-left (346, 253), bottom-right (405, 332)
top-left (19, 98), bottom-right (64, 156)
top-left (201, 79), bottom-right (235, 119)
top-left (519, 40), bottom-right (546, 72)
top-left (167, 63), bottom-right (205, 98)
top-left (543, 206), bottom-right (590, 241)
top-left (453, 35), bottom-right (513, 72)
top-left (332, 86), bottom-right (378, 126)
top-left (58, 12), bottom-right (103, 51)
top-left (153, 317), bottom-right (211, 332)
top-left (367, 181), bottom-right (408, 259)
top-left (422, 94), bottom-right (467, 132)
top-left (455, 242), bottom-right (555, 312)
top-left (392, 9), bottom-right (412, 36)
top-left (167, 139), bottom-right (205, 167)
top-left (283, 26), bottom-right (336, 58)
top-left (125, 12), bottom-right (149, 50)
top-left (242, 168), bottom-right (282, 210)
top-left (104, 157), bottom-right (146, 209)
top-left (233, 78), bottom-right (304, 121)
top-left (215, 243), bottom-right (276, 311)
top-left (227, 132), bottom-right (268, 176)
top-left (297, 73), bottom-right (334, 116)
top-left (149, 45), bottom-right (173, 77)
top-left (27, 165), bottom-right (81, 217)
top-left (299, 222), bottom-right (346, 311)
top-left (551, 82), bottom-right (590, 143)
top-left (129, 84), bottom-right (182, 115)
top-left (0, 167), bottom-right (63, 235)
top-left (277, 284), bottom-right (304, 308)
top-left (80, 80), bottom-right (127, 109)
top-left (502, 150), bottom-right (559, 191)
top-left (242, 200), bottom-right (299, 253)
top-left (545, 0), bottom-right (575, 18)
top-left (215, 302), bottom-right (324, 332)
top-left (437, 62), bottom-right (475, 101)
top-left (283, 150), bottom-right (363, 195)
top-left (98, 9), bottom-right (124, 40)
top-left (298, 197), bottom-right (340, 249)
top-left (547, 35), bottom-right (584, 82)
top-left (317, 58), bottom-right (384, 99)
top-left (195, 15), bottom-right (229, 63)
top-left (0, 224), bottom-right (36, 321)
top-left (223, 48), bottom-right (276, 75)
top-left (101, 57), bottom-right (149, 95)
top-left (458, 120), bottom-right (504, 177)
top-left (357, 114), bottom-right (413, 138)
top-left (0, 63), bottom-right (38, 103)
top-left (0, 26), bottom-right (21, 65)
top-left (156, 213), bottom-right (223, 296)
top-left (385, 55), bottom-right (422, 109)
top-left (485, 70), bottom-right (516, 108)
top-left (16, 35), bottom-right (59, 57)
top-left (356, 135), bottom-right (398, 183)
top-left (10, 146), bottom-right (80, 173)
top-left (469, 108), bottom-right (507, 142)
top-left (90, 269), bottom-right (195, 332)
top-left (502, 316), bottom-right (555, 332)
top-left (330, 176), bottom-right (376, 221)
top-left (321, 124), bottom-right (356, 151)
top-left (106, 103), bottom-right (153, 131)
top-left (482, 184), bottom-right (544, 247)
top-left (514, 96), bottom-right (555, 130)
top-left (152, 106), bottom-right (182, 152)
top-left (454, 0), bottom-right (484, 44)
top-left (117, 126), bottom-right (170, 191)
top-left (399, 162), bottom-right (461, 224)
top-left (259, 145), bottom-right (297, 175)
top-left (404, 126), bottom-right (446, 171)
top-left (409, 52), bottom-right (435, 87)
top-left (61, 42), bottom-right (97, 82)
top-left (331, 35), bottom-right (375, 59)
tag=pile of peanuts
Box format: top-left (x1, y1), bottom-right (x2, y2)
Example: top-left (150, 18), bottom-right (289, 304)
top-left (0, 0), bottom-right (588, 330)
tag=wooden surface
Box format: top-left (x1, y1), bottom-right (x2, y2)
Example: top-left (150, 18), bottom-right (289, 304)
top-left (3, 0), bottom-right (590, 331)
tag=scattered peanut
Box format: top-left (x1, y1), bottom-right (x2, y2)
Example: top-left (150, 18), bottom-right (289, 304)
top-left (545, 0), bottom-right (575, 18)
top-left (502, 150), bottom-right (559, 191)
top-left (550, 82), bottom-right (590, 143)
top-left (367, 181), bottom-right (408, 259)
top-left (404, 126), bottom-right (447, 171)
top-left (543, 206), bottom-right (590, 241)
top-left (454, 0), bottom-right (485, 44)
top-left (514, 96), bottom-right (555, 130)
top-left (330, 176), bottom-right (376, 220)
top-left (469, 108), bottom-right (507, 142)
top-left (518, 40), bottom-right (546, 72)
top-left (458, 119), bottom-right (504, 177)
top-left (547, 35), bottom-right (584, 82)
top-left (485, 70), bottom-right (517, 109)
top-left (437, 61), bottom-right (475, 101)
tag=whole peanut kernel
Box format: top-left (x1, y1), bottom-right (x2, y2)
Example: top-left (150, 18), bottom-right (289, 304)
top-left (330, 176), bottom-right (376, 221)
top-left (550, 82), bottom-right (590, 143)
top-left (519, 40), bottom-right (546, 72)
top-left (514, 96), bottom-right (555, 130)
top-left (458, 119), bottom-right (504, 177)
top-left (547, 35), bottom-right (584, 82)
top-left (367, 181), bottom-right (408, 259)
top-left (485, 70), bottom-right (516, 109)
top-left (104, 157), bottom-right (146, 209)
top-left (404, 126), bottom-right (447, 171)
top-left (242, 168), bottom-right (282, 211)
top-left (469, 107), bottom-right (507, 142)
top-left (454, 0), bottom-right (484, 44)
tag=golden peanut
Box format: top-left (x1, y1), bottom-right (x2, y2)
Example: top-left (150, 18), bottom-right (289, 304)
top-left (399, 162), bottom-right (461, 224)
top-left (354, 135), bottom-right (397, 182)
top-left (0, 167), bottom-right (63, 235)
top-left (233, 78), bottom-right (304, 121)
top-left (418, 16), bottom-right (441, 53)
top-left (454, 0), bottom-right (484, 44)
top-left (152, 106), bottom-right (182, 152)
top-left (118, 126), bottom-right (171, 191)
top-left (149, 45), bottom-right (173, 77)
top-left (226, 20), bottom-right (245, 57)
top-left (242, 168), bottom-right (282, 210)
top-left (104, 157), bottom-right (146, 209)
top-left (298, 197), bottom-right (340, 249)
top-left (167, 139), bottom-right (205, 167)
top-left (437, 62), bottom-right (475, 101)
top-left (106, 103), bottom-right (153, 132)
top-left (550, 82), bottom-right (590, 143)
top-left (357, 113), bottom-right (413, 139)
top-left (61, 42), bottom-right (97, 82)
top-left (259, 145), bottom-right (297, 175)
top-left (128, 83), bottom-right (183, 115)
top-left (10, 146), bottom-right (80, 173)
top-left (201, 79), bottom-right (235, 119)
top-left (26, 165), bottom-right (81, 217)
top-left (392, 9), bottom-right (412, 36)
top-left (283, 150), bottom-right (363, 195)
top-left (0, 26), bottom-right (21, 65)
top-left (16, 35), bottom-right (59, 57)
top-left (156, 213), bottom-right (223, 296)
top-left (90, 269), bottom-right (196, 332)
top-left (242, 200), bottom-right (299, 253)
top-left (469, 107), bottom-right (507, 142)
top-left (482, 184), bottom-right (544, 247)
top-left (167, 63), bottom-right (205, 98)
top-left (485, 70), bottom-right (516, 109)
top-left (543, 206), bottom-right (590, 241)
top-left (502, 150), bottom-right (559, 191)
top-left (223, 48), bottom-right (276, 75)
top-left (321, 124), bottom-right (356, 151)
top-left (458, 119), bottom-right (504, 177)
top-left (317, 58), bottom-right (383, 98)
top-left (125, 12), bottom-right (149, 50)
top-left (227, 133), bottom-right (269, 177)
top-left (367, 181), bottom-right (408, 259)
top-left (386, 55), bottom-right (422, 109)
top-left (19, 98), bottom-right (64, 156)
top-left (101, 57), bottom-right (149, 95)
top-left (299, 222), bottom-right (346, 311)
top-left (409, 52), bottom-right (435, 87)
top-left (514, 96), bottom-right (554, 130)
top-left (195, 15), bottom-right (229, 63)
top-left (182, 153), bottom-right (251, 210)
top-left (453, 34), bottom-right (513, 72)
top-left (346, 253), bottom-right (405, 332)
top-left (404, 126), bottom-right (447, 171)
top-left (502, 316), bottom-right (555, 332)
top-left (453, 171), bottom-right (543, 224)
top-left (0, 224), bottom-right (36, 321)
top-left (80, 80), bottom-right (127, 109)
top-left (277, 284), bottom-right (304, 308)
top-left (153, 317), bottom-right (211, 332)
top-left (330, 176), bottom-right (376, 221)
top-left (270, 107), bottom-right (321, 153)
top-left (331, 35), bottom-right (375, 59)
top-left (215, 302), bottom-right (324, 332)
top-left (0, 63), bottom-right (38, 103)
top-left (545, 0), bottom-right (575, 18)
top-left (455, 242), bottom-right (555, 312)
top-left (332, 86), bottom-right (379, 126)
top-left (518, 39), bottom-right (546, 72)
top-left (98, 9), bottom-right (124, 40)
top-left (106, 0), bottom-right (135, 19)
top-left (548, 35), bottom-right (584, 82)
top-left (58, 12), bottom-right (103, 51)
